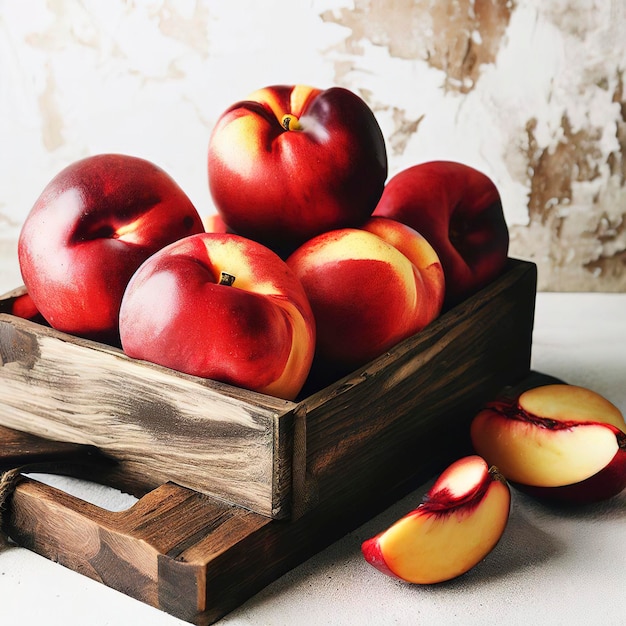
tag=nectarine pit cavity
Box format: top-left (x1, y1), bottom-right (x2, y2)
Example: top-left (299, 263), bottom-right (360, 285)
top-left (486, 398), bottom-right (626, 436)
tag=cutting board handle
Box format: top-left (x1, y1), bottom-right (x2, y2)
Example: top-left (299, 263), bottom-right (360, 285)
top-left (0, 424), bottom-right (113, 546)
top-left (0, 424), bottom-right (109, 472)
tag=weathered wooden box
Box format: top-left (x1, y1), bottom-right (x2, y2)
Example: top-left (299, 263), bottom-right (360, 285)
top-left (0, 258), bottom-right (536, 624)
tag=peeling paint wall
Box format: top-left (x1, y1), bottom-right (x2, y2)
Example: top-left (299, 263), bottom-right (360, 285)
top-left (1, 0), bottom-right (625, 291)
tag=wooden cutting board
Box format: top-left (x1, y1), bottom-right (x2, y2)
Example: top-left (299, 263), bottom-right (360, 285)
top-left (1, 376), bottom-right (563, 625)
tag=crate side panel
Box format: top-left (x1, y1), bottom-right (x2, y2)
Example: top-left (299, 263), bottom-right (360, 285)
top-left (0, 316), bottom-right (290, 518)
top-left (303, 260), bottom-right (537, 508)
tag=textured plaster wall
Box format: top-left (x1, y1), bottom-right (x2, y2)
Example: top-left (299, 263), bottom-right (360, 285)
top-left (1, 0), bottom-right (625, 291)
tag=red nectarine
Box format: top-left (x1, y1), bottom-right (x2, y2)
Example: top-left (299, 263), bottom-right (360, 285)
top-left (208, 84), bottom-right (388, 254)
top-left (119, 232), bottom-right (316, 400)
top-left (374, 161), bottom-right (509, 307)
top-left (18, 154), bottom-right (204, 343)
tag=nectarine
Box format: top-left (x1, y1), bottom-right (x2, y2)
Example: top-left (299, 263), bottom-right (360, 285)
top-left (373, 161), bottom-right (509, 307)
top-left (208, 84), bottom-right (388, 253)
top-left (119, 232), bottom-right (316, 400)
top-left (18, 154), bottom-right (204, 344)
top-left (286, 217), bottom-right (445, 371)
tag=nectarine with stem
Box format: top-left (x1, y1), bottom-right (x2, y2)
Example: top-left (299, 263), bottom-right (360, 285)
top-left (208, 84), bottom-right (388, 254)
top-left (119, 232), bottom-right (316, 400)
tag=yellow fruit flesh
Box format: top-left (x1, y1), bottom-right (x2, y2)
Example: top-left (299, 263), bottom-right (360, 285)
top-left (379, 481), bottom-right (510, 584)
top-left (473, 414), bottom-right (619, 487)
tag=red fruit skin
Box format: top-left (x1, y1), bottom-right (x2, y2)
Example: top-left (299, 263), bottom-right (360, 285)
top-left (118, 233), bottom-right (316, 401)
top-left (361, 535), bottom-right (401, 580)
top-left (208, 85), bottom-right (388, 254)
top-left (286, 220), bottom-right (444, 371)
top-left (10, 292), bottom-right (42, 322)
top-left (373, 161), bottom-right (509, 307)
top-left (18, 154), bottom-right (204, 344)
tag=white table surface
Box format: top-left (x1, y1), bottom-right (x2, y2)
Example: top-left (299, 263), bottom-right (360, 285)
top-left (1, 252), bottom-right (625, 626)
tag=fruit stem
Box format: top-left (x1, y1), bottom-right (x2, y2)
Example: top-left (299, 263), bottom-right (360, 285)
top-left (488, 465), bottom-right (508, 485)
top-left (281, 114), bottom-right (302, 131)
top-left (219, 271), bottom-right (236, 286)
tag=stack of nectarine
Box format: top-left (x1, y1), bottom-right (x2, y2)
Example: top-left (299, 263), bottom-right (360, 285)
top-left (204, 83), bottom-right (510, 380)
top-left (16, 83), bottom-right (511, 400)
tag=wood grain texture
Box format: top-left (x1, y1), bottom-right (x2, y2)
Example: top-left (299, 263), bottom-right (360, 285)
top-left (6, 477), bottom-right (273, 624)
top-left (0, 424), bottom-right (109, 472)
top-left (0, 426), bottom-right (111, 547)
top-left (0, 260), bottom-right (535, 522)
top-left (0, 310), bottom-right (297, 518)
top-left (6, 368), bottom-right (553, 625)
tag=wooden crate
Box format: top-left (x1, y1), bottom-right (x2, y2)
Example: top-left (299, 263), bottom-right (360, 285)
top-left (0, 258), bottom-right (537, 624)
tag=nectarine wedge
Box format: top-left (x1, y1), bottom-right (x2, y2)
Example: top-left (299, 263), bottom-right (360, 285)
top-left (362, 455), bottom-right (510, 584)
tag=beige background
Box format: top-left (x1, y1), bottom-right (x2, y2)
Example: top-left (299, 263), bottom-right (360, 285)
top-left (1, 0), bottom-right (625, 291)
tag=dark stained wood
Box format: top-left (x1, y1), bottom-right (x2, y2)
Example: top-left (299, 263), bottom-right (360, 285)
top-left (1, 259), bottom-right (538, 624)
top-left (0, 424), bottom-right (110, 472)
top-left (297, 258), bottom-right (537, 514)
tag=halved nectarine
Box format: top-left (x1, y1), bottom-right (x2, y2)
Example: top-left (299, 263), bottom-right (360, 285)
top-left (471, 384), bottom-right (626, 504)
